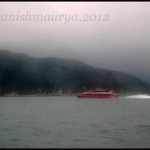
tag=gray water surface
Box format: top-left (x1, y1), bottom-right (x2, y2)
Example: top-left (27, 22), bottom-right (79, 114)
top-left (0, 96), bottom-right (150, 148)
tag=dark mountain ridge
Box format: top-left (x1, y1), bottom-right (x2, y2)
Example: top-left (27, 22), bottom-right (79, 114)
top-left (0, 50), bottom-right (150, 96)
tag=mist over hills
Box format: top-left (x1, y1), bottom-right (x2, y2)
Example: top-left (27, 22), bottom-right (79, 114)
top-left (0, 50), bottom-right (150, 96)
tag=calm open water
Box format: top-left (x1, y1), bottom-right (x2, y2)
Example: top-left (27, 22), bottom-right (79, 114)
top-left (0, 96), bottom-right (150, 148)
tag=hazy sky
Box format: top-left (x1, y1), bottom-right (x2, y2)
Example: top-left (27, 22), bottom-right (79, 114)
top-left (0, 2), bottom-right (150, 83)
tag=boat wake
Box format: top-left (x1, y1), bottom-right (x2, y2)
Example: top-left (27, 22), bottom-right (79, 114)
top-left (126, 95), bottom-right (150, 99)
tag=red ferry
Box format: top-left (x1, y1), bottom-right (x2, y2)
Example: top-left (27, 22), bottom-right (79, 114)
top-left (75, 88), bottom-right (118, 98)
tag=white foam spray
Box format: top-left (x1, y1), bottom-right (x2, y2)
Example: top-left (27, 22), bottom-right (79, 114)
top-left (126, 95), bottom-right (150, 99)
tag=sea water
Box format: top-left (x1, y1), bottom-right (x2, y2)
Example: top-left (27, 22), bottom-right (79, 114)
top-left (0, 96), bottom-right (150, 148)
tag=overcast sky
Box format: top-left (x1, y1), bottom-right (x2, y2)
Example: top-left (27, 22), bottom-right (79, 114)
top-left (0, 2), bottom-right (150, 83)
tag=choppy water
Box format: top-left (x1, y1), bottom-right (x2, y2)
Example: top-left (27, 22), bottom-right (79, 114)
top-left (0, 96), bottom-right (150, 148)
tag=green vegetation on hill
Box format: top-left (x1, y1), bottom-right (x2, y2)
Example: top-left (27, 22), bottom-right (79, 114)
top-left (0, 50), bottom-right (150, 96)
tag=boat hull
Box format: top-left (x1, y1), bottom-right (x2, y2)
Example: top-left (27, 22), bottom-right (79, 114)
top-left (76, 93), bottom-right (118, 98)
